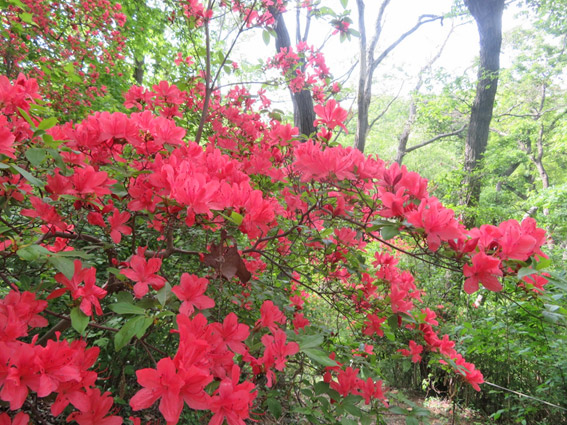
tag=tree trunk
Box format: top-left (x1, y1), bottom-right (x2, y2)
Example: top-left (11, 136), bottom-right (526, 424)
top-left (354, 0), bottom-right (441, 152)
top-left (354, 0), bottom-right (387, 153)
top-left (356, 81), bottom-right (372, 152)
top-left (533, 122), bottom-right (550, 190)
top-left (396, 101), bottom-right (416, 164)
top-left (270, 8), bottom-right (316, 137)
top-left (461, 0), bottom-right (505, 218)
top-left (133, 57), bottom-right (144, 85)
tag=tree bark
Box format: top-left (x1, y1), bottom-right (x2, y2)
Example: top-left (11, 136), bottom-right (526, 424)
top-left (133, 57), bottom-right (144, 85)
top-left (396, 101), bottom-right (417, 165)
top-left (354, 0), bottom-right (388, 153)
top-left (495, 161), bottom-right (521, 192)
top-left (461, 0), bottom-right (505, 217)
top-left (270, 8), bottom-right (316, 137)
top-left (354, 0), bottom-right (441, 152)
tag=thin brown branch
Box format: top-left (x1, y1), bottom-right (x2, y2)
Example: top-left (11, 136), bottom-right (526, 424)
top-left (368, 84), bottom-right (403, 132)
top-left (370, 14), bottom-right (443, 74)
top-left (405, 124), bottom-right (467, 153)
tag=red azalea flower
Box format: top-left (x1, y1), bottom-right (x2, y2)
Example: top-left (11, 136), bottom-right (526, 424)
top-left (67, 388), bottom-right (122, 425)
top-left (256, 300), bottom-right (286, 333)
top-left (121, 247), bottom-right (166, 298)
top-left (171, 273), bottom-right (215, 316)
top-left (463, 252), bottom-right (503, 294)
top-left (313, 99), bottom-right (348, 132)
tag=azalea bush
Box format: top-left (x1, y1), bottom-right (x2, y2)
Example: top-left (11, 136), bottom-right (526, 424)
top-left (0, 1), bottom-right (553, 425)
top-left (0, 0), bottom-right (127, 117)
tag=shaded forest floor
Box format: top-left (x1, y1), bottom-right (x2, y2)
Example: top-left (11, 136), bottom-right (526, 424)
top-left (384, 391), bottom-right (487, 425)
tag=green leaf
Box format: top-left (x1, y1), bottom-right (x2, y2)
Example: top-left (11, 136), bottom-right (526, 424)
top-left (381, 225), bottom-right (399, 240)
top-left (319, 6), bottom-right (337, 17)
top-left (340, 0), bottom-right (348, 8)
top-left (389, 406), bottom-right (407, 415)
top-left (137, 317), bottom-right (154, 337)
top-left (262, 30), bottom-right (271, 46)
top-left (70, 307), bottom-right (90, 335)
top-left (109, 302), bottom-right (146, 315)
top-left (230, 211), bottom-right (244, 226)
top-left (63, 63), bottom-right (81, 83)
top-left (388, 314), bottom-right (399, 331)
top-left (303, 348), bottom-right (338, 366)
top-left (19, 12), bottom-right (37, 26)
top-left (37, 117), bottom-right (58, 131)
top-left (313, 381), bottom-right (340, 400)
top-left (542, 309), bottom-right (564, 324)
top-left (63, 63), bottom-right (75, 73)
top-left (25, 148), bottom-right (47, 167)
top-left (343, 402), bottom-right (362, 417)
top-left (300, 388), bottom-right (313, 397)
top-left (48, 256), bottom-right (75, 279)
top-left (46, 148), bottom-right (66, 169)
top-left (314, 381), bottom-right (330, 395)
top-left (17, 244), bottom-right (50, 261)
top-left (43, 135), bottom-right (62, 149)
top-left (8, 0), bottom-right (25, 8)
top-left (517, 267), bottom-right (538, 280)
top-left (10, 164), bottom-right (43, 186)
top-left (297, 333), bottom-right (324, 349)
top-left (108, 267), bottom-right (127, 280)
top-left (319, 228), bottom-right (333, 238)
top-left (17, 107), bottom-right (35, 128)
top-left (267, 398), bottom-right (282, 419)
top-left (114, 316), bottom-right (153, 351)
top-left (116, 291), bottom-right (134, 304)
top-left (536, 257), bottom-right (552, 270)
top-left (156, 281), bottom-right (172, 307)
top-left (406, 417), bottom-right (420, 425)
top-left (53, 250), bottom-right (92, 259)
top-left (414, 407), bottom-right (431, 417)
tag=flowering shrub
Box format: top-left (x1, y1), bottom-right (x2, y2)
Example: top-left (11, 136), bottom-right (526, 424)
top-left (0, 2), bottom-right (550, 424)
top-left (0, 0), bottom-right (126, 115)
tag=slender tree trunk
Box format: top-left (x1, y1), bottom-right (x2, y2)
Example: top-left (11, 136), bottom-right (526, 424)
top-left (533, 122), bottom-right (550, 190)
top-left (461, 0), bottom-right (505, 217)
top-left (532, 122), bottom-right (550, 215)
top-left (354, 0), bottom-right (441, 152)
top-left (495, 162), bottom-right (521, 192)
top-left (354, 0), bottom-right (387, 153)
top-left (396, 101), bottom-right (417, 164)
top-left (396, 26), bottom-right (454, 164)
top-left (270, 8), bottom-right (316, 137)
top-left (133, 57), bottom-right (144, 85)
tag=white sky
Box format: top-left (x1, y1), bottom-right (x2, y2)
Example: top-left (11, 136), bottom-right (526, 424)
top-left (232, 0), bottom-right (531, 107)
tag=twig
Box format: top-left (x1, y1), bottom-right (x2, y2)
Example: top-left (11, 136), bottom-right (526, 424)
top-left (483, 381), bottom-right (567, 411)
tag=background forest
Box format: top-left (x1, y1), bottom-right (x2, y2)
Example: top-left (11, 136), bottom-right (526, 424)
top-left (1, 0), bottom-right (567, 424)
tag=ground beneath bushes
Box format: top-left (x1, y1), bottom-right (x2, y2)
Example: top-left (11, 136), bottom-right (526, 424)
top-left (384, 392), bottom-right (486, 425)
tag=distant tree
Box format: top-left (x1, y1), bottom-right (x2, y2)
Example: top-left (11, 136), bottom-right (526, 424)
top-left (394, 25), bottom-right (467, 165)
top-left (354, 0), bottom-right (442, 153)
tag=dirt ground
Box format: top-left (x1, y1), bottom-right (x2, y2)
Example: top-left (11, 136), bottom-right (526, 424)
top-left (383, 392), bottom-right (486, 425)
